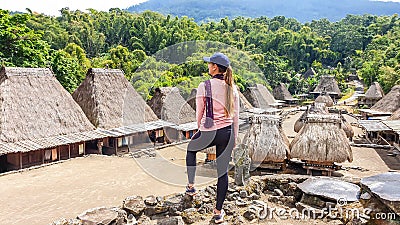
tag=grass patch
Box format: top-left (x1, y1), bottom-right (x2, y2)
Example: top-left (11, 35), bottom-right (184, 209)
top-left (339, 87), bottom-right (355, 101)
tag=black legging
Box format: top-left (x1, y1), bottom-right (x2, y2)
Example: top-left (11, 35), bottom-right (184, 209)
top-left (186, 124), bottom-right (234, 211)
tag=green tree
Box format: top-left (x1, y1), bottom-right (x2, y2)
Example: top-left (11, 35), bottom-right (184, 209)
top-left (50, 50), bottom-right (82, 93)
top-left (0, 10), bottom-right (50, 67)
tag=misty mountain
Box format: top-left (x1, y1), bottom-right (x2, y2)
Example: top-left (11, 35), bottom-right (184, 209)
top-left (127, 0), bottom-right (400, 23)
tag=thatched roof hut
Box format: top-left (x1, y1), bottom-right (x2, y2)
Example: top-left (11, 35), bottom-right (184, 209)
top-left (313, 75), bottom-right (341, 97)
top-left (72, 68), bottom-right (158, 130)
top-left (303, 68), bottom-right (316, 79)
top-left (237, 86), bottom-right (253, 112)
top-left (388, 108), bottom-right (400, 120)
top-left (186, 88), bottom-right (197, 111)
top-left (294, 104), bottom-right (353, 138)
top-left (341, 116), bottom-right (354, 139)
top-left (0, 67), bottom-right (95, 143)
top-left (294, 104), bottom-right (329, 133)
top-left (148, 87), bottom-right (196, 125)
top-left (290, 114), bottom-right (353, 163)
top-left (273, 83), bottom-right (297, 101)
top-left (315, 93), bottom-right (334, 107)
top-left (244, 115), bottom-right (290, 163)
top-left (244, 84), bottom-right (279, 109)
top-left (371, 85), bottom-right (400, 113)
top-left (358, 82), bottom-right (385, 107)
top-left (364, 82), bottom-right (384, 101)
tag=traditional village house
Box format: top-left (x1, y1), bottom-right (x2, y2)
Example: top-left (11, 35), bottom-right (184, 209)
top-left (294, 103), bottom-right (353, 139)
top-left (381, 120), bottom-right (400, 147)
top-left (273, 83), bottom-right (299, 105)
top-left (358, 82), bottom-right (385, 107)
top-left (303, 67), bottom-right (316, 79)
top-left (148, 87), bottom-right (197, 142)
top-left (358, 104), bottom-right (400, 147)
top-left (358, 120), bottom-right (392, 144)
top-left (187, 88), bottom-right (197, 111)
top-left (389, 108), bottom-right (400, 121)
top-left (0, 67), bottom-right (107, 172)
top-left (243, 115), bottom-right (290, 169)
top-left (310, 75), bottom-right (342, 100)
top-left (294, 103), bottom-right (329, 133)
top-left (72, 68), bottom-right (166, 155)
top-left (237, 86), bottom-right (254, 112)
top-left (370, 85), bottom-right (400, 113)
top-left (315, 92), bottom-right (334, 107)
top-left (359, 85), bottom-right (400, 119)
top-left (243, 84), bottom-right (284, 109)
top-left (290, 114), bottom-right (353, 175)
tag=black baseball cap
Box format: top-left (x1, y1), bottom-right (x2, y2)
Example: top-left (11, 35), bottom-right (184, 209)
top-left (203, 52), bottom-right (230, 68)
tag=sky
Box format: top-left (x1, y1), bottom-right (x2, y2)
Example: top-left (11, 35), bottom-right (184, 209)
top-left (1, 0), bottom-right (400, 16)
top-left (0, 0), bottom-right (149, 16)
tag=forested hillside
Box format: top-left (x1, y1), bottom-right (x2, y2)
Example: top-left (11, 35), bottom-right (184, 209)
top-left (0, 9), bottom-right (399, 99)
top-left (127, 0), bottom-right (400, 23)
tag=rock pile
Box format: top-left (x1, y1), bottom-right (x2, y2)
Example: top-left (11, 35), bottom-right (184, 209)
top-left (52, 174), bottom-right (399, 225)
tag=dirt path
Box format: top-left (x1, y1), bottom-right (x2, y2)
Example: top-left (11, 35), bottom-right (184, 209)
top-left (0, 154), bottom-right (214, 225)
top-left (0, 110), bottom-right (394, 225)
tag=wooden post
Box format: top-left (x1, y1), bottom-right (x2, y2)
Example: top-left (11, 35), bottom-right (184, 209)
top-left (366, 132), bottom-right (372, 144)
top-left (114, 138), bottom-right (118, 155)
top-left (68, 145), bottom-right (71, 159)
top-left (19, 152), bottom-right (22, 169)
top-left (58, 147), bottom-right (60, 161)
top-left (83, 142), bottom-right (86, 155)
top-left (42, 149), bottom-right (45, 164)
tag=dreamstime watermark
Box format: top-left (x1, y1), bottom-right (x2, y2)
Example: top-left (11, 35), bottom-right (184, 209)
top-left (267, 198), bottom-right (397, 221)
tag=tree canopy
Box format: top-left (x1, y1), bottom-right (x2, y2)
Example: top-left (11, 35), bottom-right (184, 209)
top-left (0, 8), bottom-right (398, 98)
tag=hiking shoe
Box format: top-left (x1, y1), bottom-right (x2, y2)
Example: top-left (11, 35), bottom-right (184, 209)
top-left (214, 209), bottom-right (225, 224)
top-left (185, 185), bottom-right (197, 196)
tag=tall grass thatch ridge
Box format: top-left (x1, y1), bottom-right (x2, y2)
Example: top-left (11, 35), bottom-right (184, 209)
top-left (72, 68), bottom-right (159, 129)
top-left (148, 87), bottom-right (196, 125)
top-left (0, 67), bottom-right (95, 143)
top-left (243, 84), bottom-right (276, 109)
top-left (290, 114), bottom-right (352, 163)
top-left (371, 85), bottom-right (400, 113)
top-left (244, 115), bottom-right (290, 163)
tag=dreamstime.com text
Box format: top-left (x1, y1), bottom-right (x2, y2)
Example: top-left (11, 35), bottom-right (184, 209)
top-left (267, 207), bottom-right (397, 221)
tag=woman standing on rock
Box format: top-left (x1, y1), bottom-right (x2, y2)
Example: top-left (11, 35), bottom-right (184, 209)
top-left (185, 52), bottom-right (239, 224)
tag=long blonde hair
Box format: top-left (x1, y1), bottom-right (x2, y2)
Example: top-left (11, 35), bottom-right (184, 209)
top-left (217, 64), bottom-right (234, 118)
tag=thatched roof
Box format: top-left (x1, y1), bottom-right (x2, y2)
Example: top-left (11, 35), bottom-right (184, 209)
top-left (294, 104), bottom-right (329, 133)
top-left (294, 105), bottom-right (353, 138)
top-left (303, 68), bottom-right (316, 79)
top-left (148, 87), bottom-right (196, 125)
top-left (388, 108), bottom-right (400, 120)
top-left (290, 114), bottom-right (352, 163)
top-left (237, 86), bottom-right (253, 112)
top-left (371, 85), bottom-right (400, 113)
top-left (243, 84), bottom-right (276, 109)
top-left (72, 68), bottom-right (158, 129)
top-left (273, 83), bottom-right (296, 101)
top-left (0, 67), bottom-right (95, 143)
top-left (341, 118), bottom-right (354, 138)
top-left (365, 82), bottom-right (384, 100)
top-left (315, 93), bottom-right (334, 107)
top-left (186, 88), bottom-right (197, 111)
top-left (244, 115), bottom-right (290, 163)
top-left (313, 75), bottom-right (341, 96)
